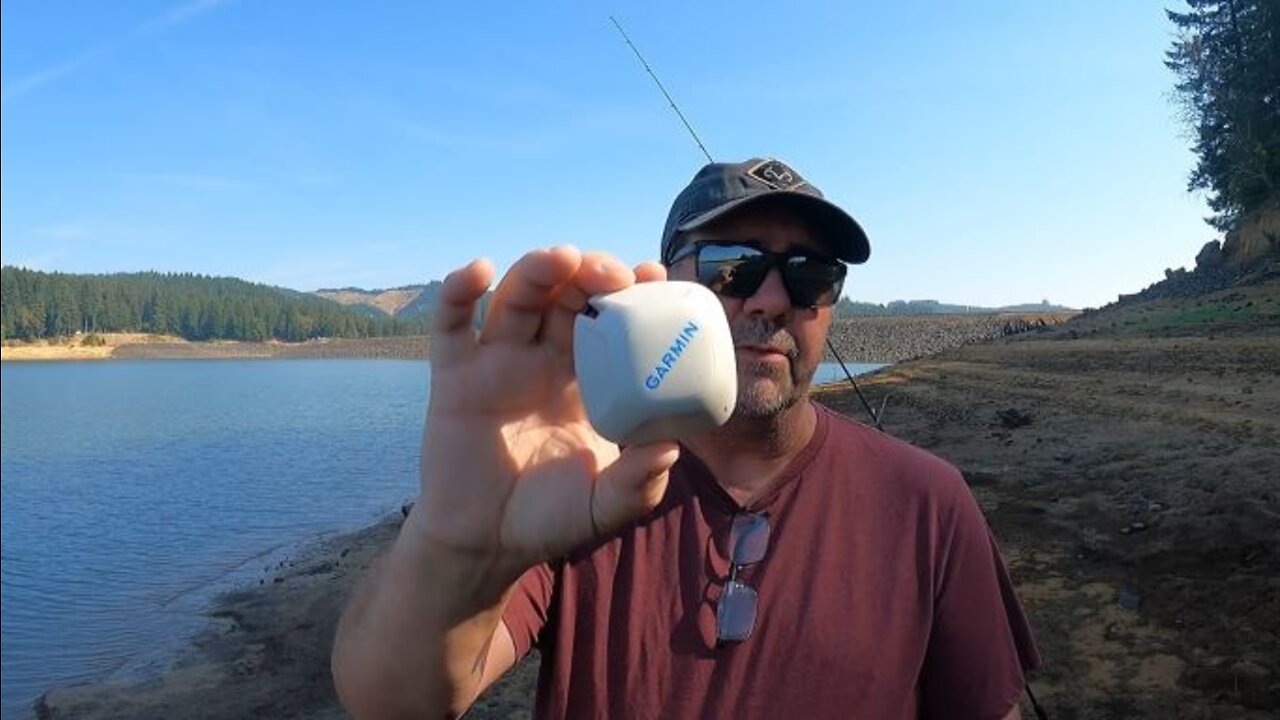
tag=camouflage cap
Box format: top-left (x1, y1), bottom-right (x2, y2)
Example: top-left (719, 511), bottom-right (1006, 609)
top-left (660, 158), bottom-right (870, 265)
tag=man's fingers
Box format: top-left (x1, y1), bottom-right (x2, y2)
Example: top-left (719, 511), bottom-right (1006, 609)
top-left (541, 252), bottom-right (637, 354)
top-left (590, 442), bottom-right (680, 535)
top-left (478, 247), bottom-right (582, 346)
top-left (634, 261), bottom-right (668, 284)
top-left (540, 283), bottom-right (588, 354)
top-left (431, 259), bottom-right (495, 366)
top-left (575, 252), bottom-right (639, 296)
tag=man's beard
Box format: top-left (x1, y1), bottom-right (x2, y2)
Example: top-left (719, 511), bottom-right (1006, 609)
top-left (730, 317), bottom-right (811, 419)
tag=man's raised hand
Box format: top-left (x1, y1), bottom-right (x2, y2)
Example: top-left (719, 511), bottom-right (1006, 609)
top-left (411, 246), bottom-right (680, 576)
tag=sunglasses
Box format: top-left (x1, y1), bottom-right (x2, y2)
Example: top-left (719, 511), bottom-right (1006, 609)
top-left (669, 242), bottom-right (847, 309)
top-left (716, 512), bottom-right (771, 644)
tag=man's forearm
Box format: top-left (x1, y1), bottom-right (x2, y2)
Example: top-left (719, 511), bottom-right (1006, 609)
top-left (331, 510), bottom-right (524, 719)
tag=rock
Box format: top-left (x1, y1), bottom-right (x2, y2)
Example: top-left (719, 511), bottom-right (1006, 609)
top-left (962, 469), bottom-right (1000, 487)
top-left (1231, 660), bottom-right (1272, 682)
top-left (1118, 589), bottom-right (1142, 611)
top-left (995, 408), bottom-right (1032, 429)
top-left (1195, 240), bottom-right (1224, 269)
top-left (234, 644), bottom-right (266, 676)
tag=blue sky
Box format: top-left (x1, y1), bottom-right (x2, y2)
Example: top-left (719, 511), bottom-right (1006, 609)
top-left (2, 1), bottom-right (1212, 309)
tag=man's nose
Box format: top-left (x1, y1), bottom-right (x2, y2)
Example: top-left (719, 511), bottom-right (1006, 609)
top-left (741, 267), bottom-right (792, 320)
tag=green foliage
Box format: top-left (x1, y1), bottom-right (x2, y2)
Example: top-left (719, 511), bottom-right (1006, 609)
top-left (1166, 0), bottom-right (1280, 230)
top-left (81, 333), bottom-right (107, 347)
top-left (0, 267), bottom-right (426, 341)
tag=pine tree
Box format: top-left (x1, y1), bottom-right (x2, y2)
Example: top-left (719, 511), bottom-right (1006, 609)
top-left (1167, 0), bottom-right (1280, 230)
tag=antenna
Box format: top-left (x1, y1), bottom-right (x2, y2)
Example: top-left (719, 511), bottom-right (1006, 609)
top-left (826, 338), bottom-right (883, 431)
top-left (609, 16), bottom-right (713, 163)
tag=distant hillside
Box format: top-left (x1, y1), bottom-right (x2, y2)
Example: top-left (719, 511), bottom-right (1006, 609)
top-left (316, 283), bottom-right (1071, 320)
top-left (836, 298), bottom-right (1075, 317)
top-left (0, 267), bottom-right (424, 342)
top-left (0, 264), bottom-right (1081, 344)
top-left (315, 283), bottom-right (444, 320)
top-left (313, 283), bottom-right (492, 325)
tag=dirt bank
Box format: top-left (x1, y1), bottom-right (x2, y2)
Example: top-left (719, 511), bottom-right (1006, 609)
top-left (818, 271), bottom-right (1279, 717)
top-left (34, 276), bottom-right (1278, 718)
top-left (4, 314), bottom-right (1065, 365)
top-left (828, 335), bottom-right (1278, 717)
top-left (1, 335), bottom-right (431, 362)
top-left (0, 333), bottom-right (181, 361)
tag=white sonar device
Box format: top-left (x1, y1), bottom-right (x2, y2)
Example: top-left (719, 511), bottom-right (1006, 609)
top-left (574, 281), bottom-right (737, 445)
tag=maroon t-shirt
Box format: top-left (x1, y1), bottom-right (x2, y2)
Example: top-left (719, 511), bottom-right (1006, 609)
top-left (503, 402), bottom-right (1040, 719)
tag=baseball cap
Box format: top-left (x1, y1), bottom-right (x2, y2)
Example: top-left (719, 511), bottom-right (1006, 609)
top-left (660, 158), bottom-right (871, 265)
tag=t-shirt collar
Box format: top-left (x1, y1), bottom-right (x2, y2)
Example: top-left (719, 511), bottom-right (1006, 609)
top-left (679, 400), bottom-right (831, 515)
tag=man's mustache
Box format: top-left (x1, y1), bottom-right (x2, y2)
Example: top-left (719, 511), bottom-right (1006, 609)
top-left (731, 318), bottom-right (799, 360)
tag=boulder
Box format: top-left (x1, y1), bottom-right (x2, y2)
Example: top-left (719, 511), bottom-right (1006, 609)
top-left (1195, 240), bottom-right (1224, 269)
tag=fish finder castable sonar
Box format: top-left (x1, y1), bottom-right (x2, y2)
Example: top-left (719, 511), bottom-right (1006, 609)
top-left (574, 281), bottom-right (736, 445)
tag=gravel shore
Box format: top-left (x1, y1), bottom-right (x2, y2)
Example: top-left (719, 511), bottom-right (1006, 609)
top-left (36, 284), bottom-right (1279, 719)
top-left (4, 313), bottom-right (1071, 365)
top-left (823, 313), bottom-right (1069, 363)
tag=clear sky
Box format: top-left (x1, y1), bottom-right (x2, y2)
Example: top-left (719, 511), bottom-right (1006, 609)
top-left (1, 1), bottom-right (1214, 309)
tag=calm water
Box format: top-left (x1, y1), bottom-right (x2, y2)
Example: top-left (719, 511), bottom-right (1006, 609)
top-left (0, 359), bottom-right (880, 719)
top-left (811, 361), bottom-right (885, 388)
top-left (0, 360), bottom-right (428, 719)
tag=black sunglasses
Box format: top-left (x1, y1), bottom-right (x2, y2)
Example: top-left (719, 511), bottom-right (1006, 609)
top-left (669, 242), bottom-right (847, 309)
top-left (716, 513), bottom-right (771, 644)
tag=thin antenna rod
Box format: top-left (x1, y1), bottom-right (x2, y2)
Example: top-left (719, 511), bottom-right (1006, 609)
top-left (827, 338), bottom-right (884, 431)
top-left (610, 16), bottom-right (713, 163)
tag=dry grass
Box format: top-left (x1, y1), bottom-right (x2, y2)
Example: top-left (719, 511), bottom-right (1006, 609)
top-left (0, 333), bottom-right (188, 361)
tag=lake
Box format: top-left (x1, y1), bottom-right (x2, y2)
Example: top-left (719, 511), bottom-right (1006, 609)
top-left (0, 358), bottom-right (881, 718)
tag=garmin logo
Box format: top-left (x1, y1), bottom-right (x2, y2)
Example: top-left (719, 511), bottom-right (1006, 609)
top-left (644, 321), bottom-right (700, 391)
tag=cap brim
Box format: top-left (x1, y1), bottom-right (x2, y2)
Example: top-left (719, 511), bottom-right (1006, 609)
top-left (676, 190), bottom-right (870, 264)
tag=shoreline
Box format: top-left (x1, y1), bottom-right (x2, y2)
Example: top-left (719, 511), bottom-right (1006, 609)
top-left (34, 510), bottom-right (544, 720)
top-left (31, 277), bottom-right (1280, 719)
top-left (34, 514), bottom-right (405, 720)
top-left (3, 313), bottom-right (1070, 366)
top-left (0, 334), bottom-right (432, 363)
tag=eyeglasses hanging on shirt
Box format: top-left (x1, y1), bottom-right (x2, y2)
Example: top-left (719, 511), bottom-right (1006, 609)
top-left (716, 512), bottom-right (771, 645)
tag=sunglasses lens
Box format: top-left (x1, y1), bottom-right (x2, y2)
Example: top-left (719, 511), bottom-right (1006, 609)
top-left (729, 513), bottom-right (770, 565)
top-left (696, 245), bottom-right (770, 298)
top-left (782, 256), bottom-right (846, 307)
top-left (690, 244), bottom-right (845, 307)
top-left (716, 580), bottom-right (759, 643)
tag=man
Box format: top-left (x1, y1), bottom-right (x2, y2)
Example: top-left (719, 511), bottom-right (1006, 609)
top-left (332, 158), bottom-right (1041, 719)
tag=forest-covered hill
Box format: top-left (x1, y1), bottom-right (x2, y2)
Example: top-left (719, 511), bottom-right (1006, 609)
top-left (0, 267), bottom-right (424, 342)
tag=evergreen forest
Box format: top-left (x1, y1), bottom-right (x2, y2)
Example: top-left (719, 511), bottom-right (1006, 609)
top-left (0, 267), bottom-right (425, 341)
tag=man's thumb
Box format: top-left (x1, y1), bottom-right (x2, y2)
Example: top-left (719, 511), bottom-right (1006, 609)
top-left (591, 442), bottom-right (680, 536)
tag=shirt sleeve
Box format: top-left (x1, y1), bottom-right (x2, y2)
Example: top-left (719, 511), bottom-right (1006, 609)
top-left (501, 562), bottom-right (556, 660)
top-left (920, 474), bottom-right (1043, 719)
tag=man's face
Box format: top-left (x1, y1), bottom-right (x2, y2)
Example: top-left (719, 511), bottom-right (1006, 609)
top-left (667, 205), bottom-right (837, 419)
